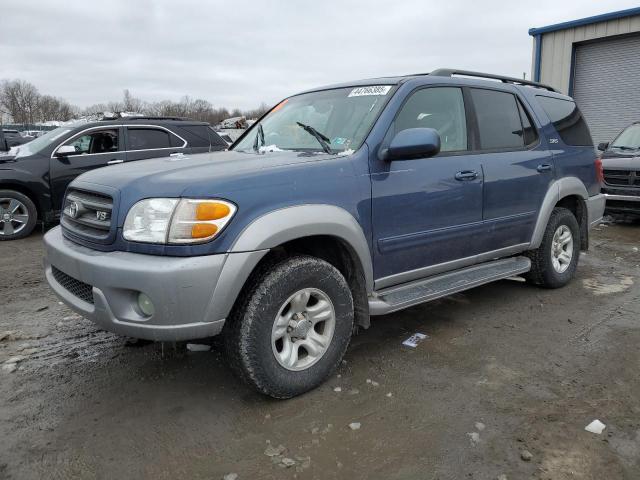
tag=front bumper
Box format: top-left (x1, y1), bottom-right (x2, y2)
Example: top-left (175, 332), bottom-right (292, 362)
top-left (44, 227), bottom-right (266, 341)
top-left (603, 192), bottom-right (640, 214)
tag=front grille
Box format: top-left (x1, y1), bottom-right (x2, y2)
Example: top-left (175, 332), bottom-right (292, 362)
top-left (61, 189), bottom-right (113, 242)
top-left (52, 266), bottom-right (94, 304)
top-left (605, 200), bottom-right (640, 213)
top-left (603, 169), bottom-right (640, 187)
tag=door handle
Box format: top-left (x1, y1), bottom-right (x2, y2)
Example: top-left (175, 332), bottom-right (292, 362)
top-left (107, 159), bottom-right (124, 165)
top-left (537, 163), bottom-right (552, 172)
top-left (454, 170), bottom-right (478, 181)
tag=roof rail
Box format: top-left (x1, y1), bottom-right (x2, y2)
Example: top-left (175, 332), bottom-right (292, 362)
top-left (429, 68), bottom-right (557, 92)
top-left (122, 116), bottom-right (188, 121)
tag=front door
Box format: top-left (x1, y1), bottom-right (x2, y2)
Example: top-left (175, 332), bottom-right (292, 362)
top-left (370, 86), bottom-right (484, 288)
top-left (50, 127), bottom-right (125, 211)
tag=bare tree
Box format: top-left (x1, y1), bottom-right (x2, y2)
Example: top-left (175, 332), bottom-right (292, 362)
top-left (244, 102), bottom-right (270, 119)
top-left (122, 89), bottom-right (144, 113)
top-left (1, 79), bottom-right (40, 124)
top-left (1, 77), bottom-right (272, 126)
top-left (38, 95), bottom-right (76, 122)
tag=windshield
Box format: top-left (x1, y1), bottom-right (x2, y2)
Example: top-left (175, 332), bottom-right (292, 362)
top-left (610, 124), bottom-right (640, 152)
top-left (233, 86), bottom-right (393, 154)
top-left (14, 126), bottom-right (74, 157)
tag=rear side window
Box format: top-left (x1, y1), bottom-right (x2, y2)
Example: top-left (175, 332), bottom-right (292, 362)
top-left (180, 125), bottom-right (210, 148)
top-left (127, 128), bottom-right (178, 150)
top-left (470, 89), bottom-right (524, 150)
top-left (209, 128), bottom-right (229, 147)
top-left (393, 87), bottom-right (467, 152)
top-left (517, 101), bottom-right (539, 146)
top-left (536, 96), bottom-right (593, 146)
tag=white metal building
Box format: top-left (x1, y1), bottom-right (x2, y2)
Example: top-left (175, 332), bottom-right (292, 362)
top-left (529, 7), bottom-right (640, 144)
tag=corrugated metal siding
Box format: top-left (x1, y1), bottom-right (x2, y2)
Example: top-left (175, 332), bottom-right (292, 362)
top-left (535, 14), bottom-right (640, 92)
top-left (572, 34), bottom-right (640, 145)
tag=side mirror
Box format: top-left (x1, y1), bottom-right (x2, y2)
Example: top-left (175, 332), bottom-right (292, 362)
top-left (597, 142), bottom-right (609, 152)
top-left (381, 128), bottom-right (441, 161)
top-left (56, 145), bottom-right (77, 156)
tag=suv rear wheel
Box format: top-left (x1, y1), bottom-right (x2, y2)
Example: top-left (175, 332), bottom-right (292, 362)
top-left (224, 255), bottom-right (354, 398)
top-left (0, 190), bottom-right (37, 241)
top-left (525, 207), bottom-right (580, 288)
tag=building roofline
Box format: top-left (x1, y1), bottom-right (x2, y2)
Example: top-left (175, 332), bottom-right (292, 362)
top-left (529, 7), bottom-right (640, 36)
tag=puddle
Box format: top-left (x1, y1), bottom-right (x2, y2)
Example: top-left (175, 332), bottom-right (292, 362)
top-left (582, 275), bottom-right (634, 295)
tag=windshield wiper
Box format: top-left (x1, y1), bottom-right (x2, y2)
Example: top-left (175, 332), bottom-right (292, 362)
top-left (296, 122), bottom-right (332, 154)
top-left (611, 145), bottom-right (638, 151)
top-left (253, 123), bottom-right (265, 152)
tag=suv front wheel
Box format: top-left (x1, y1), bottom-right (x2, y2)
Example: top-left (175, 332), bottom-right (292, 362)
top-left (224, 255), bottom-right (354, 398)
top-left (0, 190), bottom-right (38, 241)
top-left (525, 207), bottom-right (581, 288)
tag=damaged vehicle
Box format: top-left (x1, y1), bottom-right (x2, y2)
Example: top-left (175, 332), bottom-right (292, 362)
top-left (598, 122), bottom-right (640, 217)
top-left (44, 70), bottom-right (605, 398)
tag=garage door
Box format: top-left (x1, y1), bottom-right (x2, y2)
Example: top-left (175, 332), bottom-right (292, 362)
top-left (572, 34), bottom-right (640, 145)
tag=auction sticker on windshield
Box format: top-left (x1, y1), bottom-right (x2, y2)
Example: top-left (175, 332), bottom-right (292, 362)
top-left (348, 86), bottom-right (392, 97)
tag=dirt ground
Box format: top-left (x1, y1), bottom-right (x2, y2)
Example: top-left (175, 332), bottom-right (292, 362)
top-left (1, 219), bottom-right (639, 480)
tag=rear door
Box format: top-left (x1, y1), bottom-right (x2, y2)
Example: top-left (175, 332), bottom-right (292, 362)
top-left (469, 88), bottom-right (553, 249)
top-left (370, 86), bottom-right (484, 286)
top-left (50, 127), bottom-right (125, 211)
top-left (124, 126), bottom-right (186, 161)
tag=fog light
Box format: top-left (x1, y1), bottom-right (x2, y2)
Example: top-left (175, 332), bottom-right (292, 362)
top-left (137, 292), bottom-right (155, 317)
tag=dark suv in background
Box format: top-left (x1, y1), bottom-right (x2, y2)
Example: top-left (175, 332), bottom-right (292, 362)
top-left (3, 129), bottom-right (31, 147)
top-left (598, 122), bottom-right (640, 217)
top-left (0, 116), bottom-right (227, 240)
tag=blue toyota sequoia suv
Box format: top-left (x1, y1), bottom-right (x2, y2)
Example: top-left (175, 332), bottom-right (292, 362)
top-left (44, 70), bottom-right (605, 398)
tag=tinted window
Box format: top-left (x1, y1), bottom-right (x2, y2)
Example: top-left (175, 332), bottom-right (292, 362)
top-left (470, 89), bottom-right (523, 150)
top-left (517, 100), bottom-right (538, 146)
top-left (63, 129), bottom-right (119, 154)
top-left (209, 127), bottom-right (229, 147)
top-left (394, 87), bottom-right (467, 152)
top-left (170, 132), bottom-right (184, 148)
top-left (536, 96), bottom-right (593, 146)
top-left (127, 128), bottom-right (172, 150)
top-left (181, 125), bottom-right (210, 148)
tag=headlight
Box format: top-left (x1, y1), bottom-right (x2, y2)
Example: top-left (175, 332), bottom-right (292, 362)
top-left (123, 198), bottom-right (236, 244)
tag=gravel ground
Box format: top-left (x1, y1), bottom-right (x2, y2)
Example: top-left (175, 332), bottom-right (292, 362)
top-left (0, 219), bottom-right (639, 480)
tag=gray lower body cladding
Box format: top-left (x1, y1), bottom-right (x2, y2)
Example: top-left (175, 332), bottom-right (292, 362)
top-left (44, 227), bottom-right (267, 341)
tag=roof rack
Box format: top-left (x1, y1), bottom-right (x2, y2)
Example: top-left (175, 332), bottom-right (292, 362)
top-left (429, 68), bottom-right (557, 92)
top-left (122, 116), bottom-right (188, 121)
top-left (97, 113), bottom-right (189, 122)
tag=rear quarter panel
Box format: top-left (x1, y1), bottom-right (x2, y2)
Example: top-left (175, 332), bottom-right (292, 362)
top-left (519, 88), bottom-right (600, 196)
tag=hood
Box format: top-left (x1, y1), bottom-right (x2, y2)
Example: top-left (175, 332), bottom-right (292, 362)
top-left (71, 149), bottom-right (340, 198)
top-left (600, 154), bottom-right (640, 169)
top-left (0, 145), bottom-right (20, 161)
top-left (0, 152), bottom-right (17, 163)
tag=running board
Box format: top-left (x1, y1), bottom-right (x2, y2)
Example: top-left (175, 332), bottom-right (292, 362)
top-left (368, 256), bottom-right (531, 315)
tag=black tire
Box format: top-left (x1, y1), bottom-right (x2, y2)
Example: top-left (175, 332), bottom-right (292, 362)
top-left (0, 190), bottom-right (37, 241)
top-left (525, 207), bottom-right (581, 288)
top-left (224, 255), bottom-right (354, 399)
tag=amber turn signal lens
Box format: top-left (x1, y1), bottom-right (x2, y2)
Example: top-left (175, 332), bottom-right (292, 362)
top-left (191, 223), bottom-right (218, 239)
top-left (196, 202), bottom-right (231, 221)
